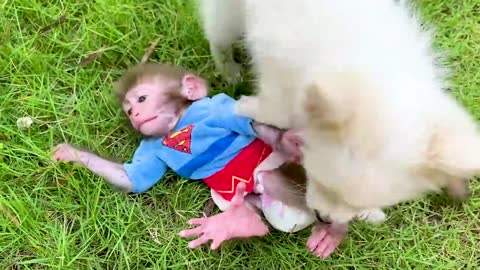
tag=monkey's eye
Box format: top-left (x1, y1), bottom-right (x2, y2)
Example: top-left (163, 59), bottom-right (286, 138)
top-left (127, 108), bottom-right (132, 115)
top-left (138, 95), bottom-right (146, 103)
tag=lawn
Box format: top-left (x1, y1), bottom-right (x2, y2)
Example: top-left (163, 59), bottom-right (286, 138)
top-left (1, 0), bottom-right (479, 268)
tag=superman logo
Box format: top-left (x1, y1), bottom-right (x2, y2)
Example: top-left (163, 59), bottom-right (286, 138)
top-left (162, 125), bottom-right (194, 154)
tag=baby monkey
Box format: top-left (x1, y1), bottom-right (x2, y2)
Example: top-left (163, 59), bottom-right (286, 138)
top-left (53, 63), bottom-right (318, 250)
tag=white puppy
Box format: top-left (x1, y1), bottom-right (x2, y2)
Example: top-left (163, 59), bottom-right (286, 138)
top-left (199, 0), bottom-right (476, 258)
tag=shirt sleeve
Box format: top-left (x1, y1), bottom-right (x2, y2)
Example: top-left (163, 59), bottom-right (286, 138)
top-left (123, 143), bottom-right (168, 193)
top-left (212, 93), bottom-right (258, 137)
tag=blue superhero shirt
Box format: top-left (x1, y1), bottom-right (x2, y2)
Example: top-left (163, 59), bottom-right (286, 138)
top-left (123, 93), bottom-right (258, 193)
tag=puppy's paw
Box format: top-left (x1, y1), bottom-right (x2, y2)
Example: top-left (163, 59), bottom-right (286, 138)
top-left (356, 208), bottom-right (386, 224)
top-left (222, 61), bottom-right (242, 84)
top-left (235, 95), bottom-right (260, 118)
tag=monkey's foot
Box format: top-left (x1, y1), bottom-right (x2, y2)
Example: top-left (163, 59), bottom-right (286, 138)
top-left (179, 183), bottom-right (269, 250)
top-left (234, 95), bottom-right (260, 119)
top-left (307, 223), bottom-right (348, 259)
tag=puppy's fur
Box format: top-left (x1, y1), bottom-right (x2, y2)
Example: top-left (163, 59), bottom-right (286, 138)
top-left (199, 0), bottom-right (476, 224)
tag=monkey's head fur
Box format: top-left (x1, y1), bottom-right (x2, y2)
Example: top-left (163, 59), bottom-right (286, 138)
top-left (112, 63), bottom-right (208, 137)
top-left (113, 63), bottom-right (192, 103)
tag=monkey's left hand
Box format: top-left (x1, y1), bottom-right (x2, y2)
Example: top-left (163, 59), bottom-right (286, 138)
top-left (179, 183), bottom-right (269, 250)
top-left (52, 143), bottom-right (82, 163)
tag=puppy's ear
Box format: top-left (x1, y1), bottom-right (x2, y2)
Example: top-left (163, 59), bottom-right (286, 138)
top-left (303, 75), bottom-right (355, 130)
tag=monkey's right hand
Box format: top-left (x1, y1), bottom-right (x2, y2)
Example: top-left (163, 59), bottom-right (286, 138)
top-left (278, 129), bottom-right (304, 162)
top-left (52, 143), bottom-right (82, 163)
top-left (179, 183), bottom-right (269, 250)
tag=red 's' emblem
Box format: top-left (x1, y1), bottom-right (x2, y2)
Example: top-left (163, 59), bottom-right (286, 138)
top-left (162, 125), bottom-right (194, 154)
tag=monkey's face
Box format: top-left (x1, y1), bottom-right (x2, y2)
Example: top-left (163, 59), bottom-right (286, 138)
top-left (122, 74), bottom-right (208, 137)
top-left (123, 81), bottom-right (181, 137)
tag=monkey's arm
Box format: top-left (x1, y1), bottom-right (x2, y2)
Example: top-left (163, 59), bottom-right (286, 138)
top-left (53, 144), bottom-right (133, 191)
top-left (77, 151), bottom-right (133, 191)
top-left (53, 144), bottom-right (132, 192)
top-left (54, 143), bottom-right (168, 193)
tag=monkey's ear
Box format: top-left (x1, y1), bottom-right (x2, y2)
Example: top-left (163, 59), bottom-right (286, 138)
top-left (181, 74), bottom-right (208, 101)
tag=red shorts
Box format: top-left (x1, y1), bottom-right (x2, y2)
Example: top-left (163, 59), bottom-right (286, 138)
top-left (203, 139), bottom-right (272, 201)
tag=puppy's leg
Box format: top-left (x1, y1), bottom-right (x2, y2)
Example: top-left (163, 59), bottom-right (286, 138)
top-left (235, 86), bottom-right (293, 129)
top-left (445, 178), bottom-right (469, 201)
top-left (198, 0), bottom-right (244, 83)
top-left (235, 95), bottom-right (260, 118)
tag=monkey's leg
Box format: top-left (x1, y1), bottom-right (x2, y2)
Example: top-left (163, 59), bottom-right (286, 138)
top-left (211, 188), bottom-right (262, 211)
top-left (255, 172), bottom-right (316, 233)
top-left (252, 153), bottom-right (316, 232)
top-left (198, 0), bottom-right (244, 83)
top-left (210, 189), bottom-right (232, 211)
top-left (179, 183), bottom-right (269, 250)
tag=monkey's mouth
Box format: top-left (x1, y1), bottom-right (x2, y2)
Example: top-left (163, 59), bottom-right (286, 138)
top-left (138, 116), bottom-right (158, 129)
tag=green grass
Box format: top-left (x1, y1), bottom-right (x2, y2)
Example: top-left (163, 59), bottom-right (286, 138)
top-left (0, 0), bottom-right (479, 268)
